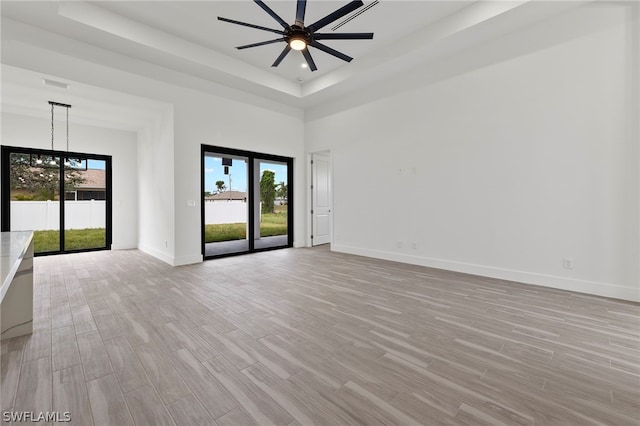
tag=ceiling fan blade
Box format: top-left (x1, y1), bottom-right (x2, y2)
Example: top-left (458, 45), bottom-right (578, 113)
top-left (254, 0), bottom-right (289, 29)
top-left (295, 0), bottom-right (307, 25)
top-left (314, 32), bottom-right (374, 40)
top-left (236, 38), bottom-right (286, 50)
top-left (218, 17), bottom-right (284, 35)
top-left (307, 0), bottom-right (364, 33)
top-left (310, 41), bottom-right (353, 62)
top-left (302, 48), bottom-right (318, 71)
top-left (272, 45), bottom-right (292, 67)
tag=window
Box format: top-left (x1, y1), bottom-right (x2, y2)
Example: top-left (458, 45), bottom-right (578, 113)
top-left (1, 146), bottom-right (112, 255)
top-left (201, 145), bottom-right (293, 259)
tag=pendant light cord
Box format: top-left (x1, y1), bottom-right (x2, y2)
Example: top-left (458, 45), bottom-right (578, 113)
top-left (48, 101), bottom-right (72, 156)
top-left (66, 106), bottom-right (69, 152)
top-left (51, 103), bottom-right (55, 151)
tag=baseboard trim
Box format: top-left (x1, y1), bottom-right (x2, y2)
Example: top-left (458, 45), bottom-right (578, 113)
top-left (138, 244), bottom-right (174, 266)
top-left (173, 254), bottom-right (203, 266)
top-left (332, 244), bottom-right (639, 302)
top-left (134, 245), bottom-right (202, 267)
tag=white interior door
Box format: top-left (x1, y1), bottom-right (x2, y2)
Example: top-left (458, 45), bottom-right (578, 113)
top-left (312, 154), bottom-right (331, 246)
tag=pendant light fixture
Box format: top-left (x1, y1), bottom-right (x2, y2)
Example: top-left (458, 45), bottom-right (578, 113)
top-left (48, 101), bottom-right (72, 166)
top-left (64, 106), bottom-right (71, 166)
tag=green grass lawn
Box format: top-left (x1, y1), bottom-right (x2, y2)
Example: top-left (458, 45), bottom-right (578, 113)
top-left (205, 207), bottom-right (288, 243)
top-left (34, 228), bottom-right (106, 253)
top-left (32, 209), bottom-right (287, 250)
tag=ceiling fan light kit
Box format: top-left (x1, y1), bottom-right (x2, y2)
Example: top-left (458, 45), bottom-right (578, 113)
top-left (289, 37), bottom-right (307, 51)
top-left (218, 0), bottom-right (374, 72)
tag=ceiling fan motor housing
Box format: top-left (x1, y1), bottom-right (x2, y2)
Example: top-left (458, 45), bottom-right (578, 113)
top-left (286, 25), bottom-right (312, 49)
top-left (218, 0), bottom-right (374, 71)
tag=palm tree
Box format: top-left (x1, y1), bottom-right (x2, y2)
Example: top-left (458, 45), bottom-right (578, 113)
top-left (276, 181), bottom-right (288, 204)
top-left (215, 180), bottom-right (226, 193)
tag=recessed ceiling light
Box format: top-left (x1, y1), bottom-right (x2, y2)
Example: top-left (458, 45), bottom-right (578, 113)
top-left (301, 63), bottom-right (308, 68)
top-left (42, 78), bottom-right (69, 89)
top-left (296, 77), bottom-right (303, 82)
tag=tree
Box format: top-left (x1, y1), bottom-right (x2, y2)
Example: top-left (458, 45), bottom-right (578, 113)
top-left (9, 153), bottom-right (85, 201)
top-left (215, 180), bottom-right (226, 193)
top-left (276, 181), bottom-right (288, 204)
top-left (260, 170), bottom-right (276, 214)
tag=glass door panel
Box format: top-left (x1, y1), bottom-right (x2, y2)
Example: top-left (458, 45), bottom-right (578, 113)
top-left (9, 152), bottom-right (61, 254)
top-left (255, 160), bottom-right (289, 250)
top-left (203, 152), bottom-right (249, 257)
top-left (64, 157), bottom-right (107, 251)
top-left (2, 146), bottom-right (112, 256)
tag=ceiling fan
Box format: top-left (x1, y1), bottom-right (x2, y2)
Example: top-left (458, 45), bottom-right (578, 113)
top-left (218, 0), bottom-right (374, 72)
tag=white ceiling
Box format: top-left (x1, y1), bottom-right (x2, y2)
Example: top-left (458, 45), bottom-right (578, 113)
top-left (1, 65), bottom-right (171, 132)
top-left (95, 1), bottom-right (471, 83)
top-left (1, 1), bottom-right (470, 83)
top-left (1, 0), bottom-right (585, 113)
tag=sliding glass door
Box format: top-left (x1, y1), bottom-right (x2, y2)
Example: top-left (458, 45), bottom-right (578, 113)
top-left (64, 158), bottom-right (108, 251)
top-left (1, 146), bottom-right (112, 255)
top-left (255, 159), bottom-right (290, 250)
top-left (201, 145), bottom-right (293, 259)
top-left (202, 152), bottom-right (249, 257)
top-left (6, 152), bottom-right (61, 253)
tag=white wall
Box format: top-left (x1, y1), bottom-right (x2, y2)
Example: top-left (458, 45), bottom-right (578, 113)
top-left (305, 4), bottom-right (640, 301)
top-left (171, 86), bottom-right (304, 265)
top-left (1, 112), bottom-right (139, 250)
top-left (136, 107), bottom-right (176, 264)
top-left (1, 23), bottom-right (305, 266)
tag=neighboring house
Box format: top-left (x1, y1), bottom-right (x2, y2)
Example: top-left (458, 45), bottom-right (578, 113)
top-left (205, 190), bottom-right (247, 202)
top-left (66, 169), bottom-right (106, 200)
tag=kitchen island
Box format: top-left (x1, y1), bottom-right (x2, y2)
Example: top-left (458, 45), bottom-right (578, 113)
top-left (1, 231), bottom-right (34, 340)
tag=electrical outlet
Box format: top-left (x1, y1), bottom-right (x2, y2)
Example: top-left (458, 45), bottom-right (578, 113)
top-left (411, 242), bottom-right (417, 250)
top-left (396, 241), bottom-right (403, 248)
top-left (165, 240), bottom-right (168, 248)
top-left (562, 258), bottom-right (574, 269)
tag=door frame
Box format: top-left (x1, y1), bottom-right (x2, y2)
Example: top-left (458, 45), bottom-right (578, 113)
top-left (201, 144), bottom-right (294, 259)
top-left (1, 145), bottom-right (113, 256)
top-left (307, 150), bottom-right (332, 247)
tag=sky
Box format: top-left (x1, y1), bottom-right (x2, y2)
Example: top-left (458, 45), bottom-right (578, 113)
top-left (82, 157), bottom-right (287, 194)
top-left (64, 158), bottom-right (104, 169)
top-left (87, 159), bottom-right (105, 169)
top-left (204, 156), bottom-right (288, 194)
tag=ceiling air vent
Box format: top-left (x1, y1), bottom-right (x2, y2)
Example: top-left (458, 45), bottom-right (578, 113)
top-left (42, 78), bottom-right (69, 89)
top-left (331, 0), bottom-right (379, 31)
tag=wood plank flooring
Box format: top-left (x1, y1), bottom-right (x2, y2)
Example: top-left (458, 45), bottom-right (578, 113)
top-left (1, 246), bottom-right (638, 425)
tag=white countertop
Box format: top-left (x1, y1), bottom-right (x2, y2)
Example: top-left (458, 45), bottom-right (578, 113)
top-left (1, 231), bottom-right (34, 302)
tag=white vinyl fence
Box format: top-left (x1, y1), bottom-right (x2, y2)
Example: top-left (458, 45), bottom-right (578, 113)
top-left (204, 201), bottom-right (247, 225)
top-left (12, 200), bottom-right (255, 231)
top-left (11, 200), bottom-right (106, 231)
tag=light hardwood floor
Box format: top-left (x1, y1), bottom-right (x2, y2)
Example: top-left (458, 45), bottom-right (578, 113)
top-left (1, 247), bottom-right (639, 425)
